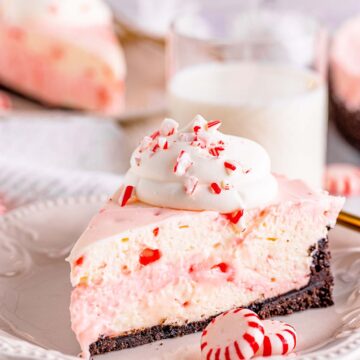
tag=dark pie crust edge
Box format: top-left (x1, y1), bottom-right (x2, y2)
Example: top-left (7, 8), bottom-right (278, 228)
top-left (330, 91), bottom-right (360, 151)
top-left (89, 237), bottom-right (333, 356)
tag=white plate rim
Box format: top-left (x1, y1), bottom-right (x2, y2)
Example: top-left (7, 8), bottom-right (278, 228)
top-left (0, 196), bottom-right (359, 360)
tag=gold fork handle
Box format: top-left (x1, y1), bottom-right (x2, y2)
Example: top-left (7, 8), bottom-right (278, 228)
top-left (337, 211), bottom-right (360, 231)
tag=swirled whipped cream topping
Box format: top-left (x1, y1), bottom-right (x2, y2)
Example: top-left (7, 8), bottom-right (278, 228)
top-left (121, 115), bottom-right (278, 213)
top-left (0, 0), bottom-right (112, 27)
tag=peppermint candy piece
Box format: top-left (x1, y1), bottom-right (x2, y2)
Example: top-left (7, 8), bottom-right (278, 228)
top-left (324, 164), bottom-right (360, 196)
top-left (192, 114), bottom-right (208, 134)
top-left (184, 175), bottom-right (199, 195)
top-left (201, 308), bottom-right (264, 360)
top-left (207, 119), bottom-right (222, 131)
top-left (256, 320), bottom-right (297, 357)
top-left (160, 117), bottom-right (178, 136)
top-left (120, 185), bottom-right (134, 207)
top-left (174, 150), bottom-right (193, 176)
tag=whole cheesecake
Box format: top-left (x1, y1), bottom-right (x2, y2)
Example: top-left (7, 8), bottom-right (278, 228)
top-left (67, 116), bottom-right (344, 358)
top-left (330, 15), bottom-right (360, 150)
top-left (0, 0), bottom-right (126, 115)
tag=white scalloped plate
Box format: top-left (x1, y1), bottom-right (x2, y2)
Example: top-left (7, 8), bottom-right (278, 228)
top-left (0, 196), bottom-right (359, 360)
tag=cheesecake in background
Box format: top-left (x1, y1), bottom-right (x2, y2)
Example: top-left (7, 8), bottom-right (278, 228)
top-left (0, 0), bottom-right (126, 115)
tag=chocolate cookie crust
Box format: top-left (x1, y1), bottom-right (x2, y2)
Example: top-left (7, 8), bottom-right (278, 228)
top-left (89, 238), bottom-right (333, 356)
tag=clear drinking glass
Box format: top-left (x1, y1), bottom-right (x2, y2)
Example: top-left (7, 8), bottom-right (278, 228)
top-left (167, 2), bottom-right (328, 188)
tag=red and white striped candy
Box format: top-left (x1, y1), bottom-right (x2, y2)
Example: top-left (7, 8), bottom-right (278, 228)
top-left (324, 164), bottom-right (360, 196)
top-left (160, 117), bottom-right (178, 136)
top-left (207, 119), bottom-right (222, 131)
top-left (184, 175), bottom-right (199, 195)
top-left (201, 308), bottom-right (264, 360)
top-left (174, 150), bottom-right (193, 176)
top-left (224, 161), bottom-right (237, 174)
top-left (192, 114), bottom-right (207, 134)
top-left (157, 136), bottom-right (169, 150)
top-left (256, 320), bottom-right (297, 357)
top-left (138, 136), bottom-right (153, 153)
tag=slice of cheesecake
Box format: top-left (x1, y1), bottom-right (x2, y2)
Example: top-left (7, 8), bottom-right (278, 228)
top-left (67, 116), bottom-right (344, 358)
top-left (0, 0), bottom-right (126, 115)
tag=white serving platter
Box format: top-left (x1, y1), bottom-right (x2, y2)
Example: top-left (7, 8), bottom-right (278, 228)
top-left (0, 196), bottom-right (359, 360)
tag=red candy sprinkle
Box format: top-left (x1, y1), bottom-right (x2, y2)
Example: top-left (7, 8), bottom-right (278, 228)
top-left (212, 262), bottom-right (229, 273)
top-left (153, 227), bottom-right (159, 237)
top-left (150, 130), bottom-right (160, 140)
top-left (75, 256), bottom-right (84, 267)
top-left (209, 146), bottom-right (225, 157)
top-left (139, 248), bottom-right (162, 266)
top-left (152, 143), bottom-right (160, 153)
top-left (121, 185), bottom-right (134, 207)
top-left (224, 161), bottom-right (237, 172)
top-left (225, 209), bottom-right (244, 224)
top-left (193, 125), bottom-right (201, 134)
top-left (210, 182), bottom-right (222, 194)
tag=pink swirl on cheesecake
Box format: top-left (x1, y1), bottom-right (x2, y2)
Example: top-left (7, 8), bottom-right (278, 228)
top-left (331, 16), bottom-right (360, 110)
top-left (122, 116), bottom-right (278, 213)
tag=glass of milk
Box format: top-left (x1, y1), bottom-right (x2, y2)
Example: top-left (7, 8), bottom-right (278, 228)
top-left (167, 4), bottom-right (328, 188)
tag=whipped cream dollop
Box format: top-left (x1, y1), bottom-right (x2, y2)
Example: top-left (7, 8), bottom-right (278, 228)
top-left (0, 0), bottom-right (112, 27)
top-left (122, 116), bottom-right (278, 213)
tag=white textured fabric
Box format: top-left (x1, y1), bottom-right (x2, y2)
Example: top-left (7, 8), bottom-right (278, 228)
top-left (0, 114), bottom-right (126, 209)
top-left (0, 113), bottom-right (130, 173)
top-left (0, 160), bottom-right (122, 209)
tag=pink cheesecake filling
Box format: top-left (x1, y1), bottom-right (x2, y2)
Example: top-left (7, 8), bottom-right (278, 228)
top-left (0, 23), bottom-right (125, 114)
top-left (68, 177), bottom-right (343, 357)
top-left (331, 16), bottom-right (360, 111)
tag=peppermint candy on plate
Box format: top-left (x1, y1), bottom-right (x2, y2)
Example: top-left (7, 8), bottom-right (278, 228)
top-left (256, 320), bottom-right (297, 357)
top-left (201, 308), bottom-right (264, 360)
top-left (324, 164), bottom-right (360, 196)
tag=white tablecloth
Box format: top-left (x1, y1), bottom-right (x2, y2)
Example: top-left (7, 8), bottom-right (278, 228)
top-left (0, 114), bottom-right (125, 210)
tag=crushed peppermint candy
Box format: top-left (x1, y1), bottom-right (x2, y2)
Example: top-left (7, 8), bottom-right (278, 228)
top-left (192, 114), bottom-right (207, 134)
top-left (139, 136), bottom-right (153, 153)
top-left (160, 118), bottom-right (178, 136)
top-left (179, 132), bottom-right (196, 142)
top-left (151, 143), bottom-right (160, 153)
top-left (150, 130), bottom-right (160, 140)
top-left (174, 150), bottom-right (193, 176)
top-left (209, 146), bottom-right (225, 157)
top-left (139, 248), bottom-right (162, 266)
top-left (224, 161), bottom-right (237, 173)
top-left (120, 185), bottom-right (134, 207)
top-left (207, 119), bottom-right (222, 130)
top-left (210, 182), bottom-right (222, 194)
top-left (184, 175), bottom-right (199, 195)
top-left (225, 209), bottom-right (244, 224)
top-left (157, 136), bottom-right (169, 150)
